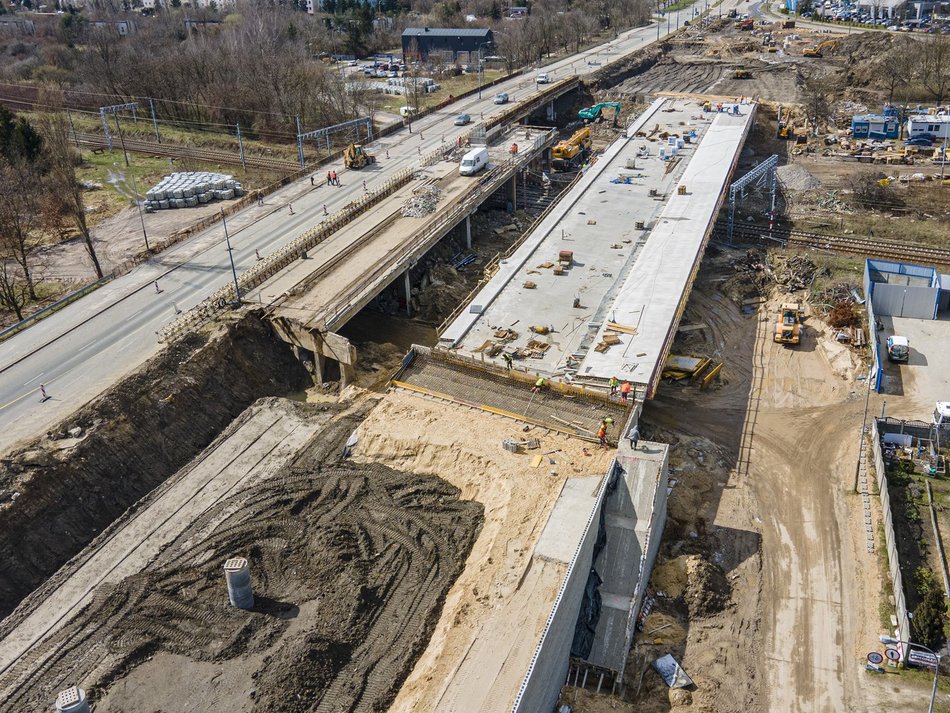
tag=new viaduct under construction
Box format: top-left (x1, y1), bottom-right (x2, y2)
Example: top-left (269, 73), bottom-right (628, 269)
top-left (0, 95), bottom-right (755, 712)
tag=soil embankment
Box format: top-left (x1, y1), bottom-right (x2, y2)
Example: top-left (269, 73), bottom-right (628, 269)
top-left (0, 315), bottom-right (311, 619)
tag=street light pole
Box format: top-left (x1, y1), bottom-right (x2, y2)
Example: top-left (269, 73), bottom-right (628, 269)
top-left (221, 210), bottom-right (241, 306)
top-left (880, 635), bottom-right (942, 713)
top-left (128, 171), bottom-right (150, 252)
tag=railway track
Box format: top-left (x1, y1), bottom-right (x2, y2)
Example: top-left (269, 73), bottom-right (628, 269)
top-left (73, 132), bottom-right (299, 173)
top-left (717, 223), bottom-right (950, 268)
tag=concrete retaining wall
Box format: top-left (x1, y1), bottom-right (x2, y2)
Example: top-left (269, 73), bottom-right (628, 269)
top-left (511, 464), bottom-right (615, 713)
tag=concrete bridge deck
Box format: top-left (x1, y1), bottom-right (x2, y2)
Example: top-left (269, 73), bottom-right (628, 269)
top-left (440, 96), bottom-right (757, 398)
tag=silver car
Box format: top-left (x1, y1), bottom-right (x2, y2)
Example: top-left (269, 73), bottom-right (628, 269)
top-left (494, 93), bottom-right (509, 104)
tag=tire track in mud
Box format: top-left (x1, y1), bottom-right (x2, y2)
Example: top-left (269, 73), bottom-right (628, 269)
top-left (0, 420), bottom-right (483, 713)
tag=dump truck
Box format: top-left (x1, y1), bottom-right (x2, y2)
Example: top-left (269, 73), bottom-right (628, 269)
top-left (738, 18), bottom-right (754, 30)
top-left (773, 303), bottom-right (804, 345)
top-left (578, 101), bottom-right (622, 123)
top-left (343, 143), bottom-right (376, 169)
top-left (552, 127), bottom-right (592, 168)
top-left (886, 335), bottom-right (909, 363)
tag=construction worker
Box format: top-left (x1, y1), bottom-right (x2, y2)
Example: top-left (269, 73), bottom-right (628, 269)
top-left (620, 380), bottom-right (632, 403)
top-left (608, 376), bottom-right (619, 397)
top-left (532, 377), bottom-right (546, 394)
top-left (597, 424), bottom-right (608, 449)
top-left (502, 353), bottom-right (513, 370)
top-left (627, 424), bottom-right (640, 450)
top-left (327, 171), bottom-right (332, 186)
top-left (601, 416), bottom-right (614, 432)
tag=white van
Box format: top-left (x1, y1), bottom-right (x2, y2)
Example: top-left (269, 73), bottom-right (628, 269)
top-left (460, 147), bottom-right (489, 176)
top-left (400, 106), bottom-right (417, 118)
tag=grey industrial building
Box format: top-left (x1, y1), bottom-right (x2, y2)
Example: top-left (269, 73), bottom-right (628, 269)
top-left (401, 27), bottom-right (494, 61)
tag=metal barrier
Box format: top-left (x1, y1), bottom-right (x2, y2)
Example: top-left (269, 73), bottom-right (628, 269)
top-left (871, 418), bottom-right (912, 657)
top-left (0, 276), bottom-right (111, 343)
top-left (157, 168), bottom-right (414, 343)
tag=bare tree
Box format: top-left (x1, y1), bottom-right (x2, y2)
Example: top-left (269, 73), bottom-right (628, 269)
top-left (0, 160), bottom-right (43, 303)
top-left (37, 111), bottom-right (103, 279)
top-left (801, 72), bottom-right (838, 136)
top-left (920, 33), bottom-right (950, 106)
top-left (879, 37), bottom-right (914, 105)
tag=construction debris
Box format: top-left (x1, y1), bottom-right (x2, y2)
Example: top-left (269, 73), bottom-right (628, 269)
top-left (401, 185), bottom-right (444, 218)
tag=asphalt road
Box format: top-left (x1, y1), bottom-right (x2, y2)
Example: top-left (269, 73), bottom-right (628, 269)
top-left (0, 5), bottom-right (699, 453)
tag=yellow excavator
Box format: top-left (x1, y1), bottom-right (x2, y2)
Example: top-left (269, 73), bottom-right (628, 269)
top-left (343, 143), bottom-right (376, 169)
top-left (552, 127), bottom-right (592, 169)
top-left (803, 39), bottom-right (838, 58)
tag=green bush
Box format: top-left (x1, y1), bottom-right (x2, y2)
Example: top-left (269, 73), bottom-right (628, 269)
top-left (911, 585), bottom-right (948, 652)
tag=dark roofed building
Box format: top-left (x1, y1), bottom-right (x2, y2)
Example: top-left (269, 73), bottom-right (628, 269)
top-left (402, 27), bottom-right (494, 62)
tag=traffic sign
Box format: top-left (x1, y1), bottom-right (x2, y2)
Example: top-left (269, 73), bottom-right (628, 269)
top-left (908, 649), bottom-right (939, 669)
top-left (867, 652), bottom-right (884, 665)
top-left (885, 647), bottom-right (901, 662)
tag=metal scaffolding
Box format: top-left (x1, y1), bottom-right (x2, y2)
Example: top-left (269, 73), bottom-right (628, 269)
top-left (296, 117), bottom-right (374, 168)
top-left (726, 153), bottom-right (778, 244)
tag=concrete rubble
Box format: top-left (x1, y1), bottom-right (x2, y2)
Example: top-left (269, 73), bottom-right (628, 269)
top-left (400, 185), bottom-right (443, 218)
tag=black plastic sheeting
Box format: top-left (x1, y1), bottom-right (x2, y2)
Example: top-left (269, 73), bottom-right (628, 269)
top-left (570, 567), bottom-right (603, 659)
top-left (570, 460), bottom-right (623, 659)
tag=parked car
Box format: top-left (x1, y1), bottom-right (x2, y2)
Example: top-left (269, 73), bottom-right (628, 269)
top-left (494, 92), bottom-right (509, 104)
top-left (906, 136), bottom-right (935, 146)
top-left (454, 113), bottom-right (472, 126)
top-left (536, 72), bottom-right (552, 84)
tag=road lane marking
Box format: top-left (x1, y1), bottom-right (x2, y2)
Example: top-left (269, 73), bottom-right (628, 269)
top-left (23, 373), bottom-right (44, 386)
top-left (0, 376), bottom-right (59, 413)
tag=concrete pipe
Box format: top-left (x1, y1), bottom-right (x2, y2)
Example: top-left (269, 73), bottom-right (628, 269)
top-left (224, 557), bottom-right (254, 610)
top-left (54, 686), bottom-right (90, 713)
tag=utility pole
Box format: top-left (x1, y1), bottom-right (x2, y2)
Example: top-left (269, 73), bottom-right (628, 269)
top-left (66, 109), bottom-right (81, 159)
top-left (236, 123), bottom-right (247, 172)
top-left (149, 98), bottom-right (161, 144)
top-left (128, 171), bottom-right (149, 252)
top-left (113, 112), bottom-right (130, 168)
top-left (222, 211), bottom-right (241, 306)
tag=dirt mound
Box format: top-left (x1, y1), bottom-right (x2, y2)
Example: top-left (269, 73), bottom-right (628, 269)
top-left (0, 407), bottom-right (482, 712)
top-left (684, 555), bottom-right (731, 619)
top-left (777, 164), bottom-right (822, 192)
top-left (589, 42), bottom-right (669, 91)
top-left (0, 314), bottom-right (310, 619)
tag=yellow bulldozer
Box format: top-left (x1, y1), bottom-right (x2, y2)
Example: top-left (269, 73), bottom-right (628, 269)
top-left (773, 303), bottom-right (805, 345)
top-left (735, 67), bottom-right (752, 79)
top-left (343, 143), bottom-right (376, 169)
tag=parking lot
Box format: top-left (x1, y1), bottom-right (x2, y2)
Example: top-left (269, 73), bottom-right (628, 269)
top-left (878, 313), bottom-right (950, 418)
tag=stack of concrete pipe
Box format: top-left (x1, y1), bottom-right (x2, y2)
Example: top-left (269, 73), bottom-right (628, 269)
top-left (144, 172), bottom-right (245, 212)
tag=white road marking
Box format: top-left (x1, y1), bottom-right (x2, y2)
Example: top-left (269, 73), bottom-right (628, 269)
top-left (23, 373), bottom-right (44, 386)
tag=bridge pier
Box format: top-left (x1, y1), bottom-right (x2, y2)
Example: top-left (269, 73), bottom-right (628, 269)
top-left (404, 270), bottom-right (413, 317)
top-left (508, 176), bottom-right (517, 213)
top-left (269, 317), bottom-right (357, 387)
top-left (465, 214), bottom-right (472, 250)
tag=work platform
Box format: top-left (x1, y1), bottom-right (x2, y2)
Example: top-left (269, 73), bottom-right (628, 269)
top-left (440, 96), bottom-right (756, 397)
top-left (394, 346), bottom-right (628, 439)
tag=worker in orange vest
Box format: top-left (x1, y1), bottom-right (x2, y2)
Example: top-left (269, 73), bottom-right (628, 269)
top-left (597, 424), bottom-right (608, 449)
top-left (620, 380), bottom-right (632, 403)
